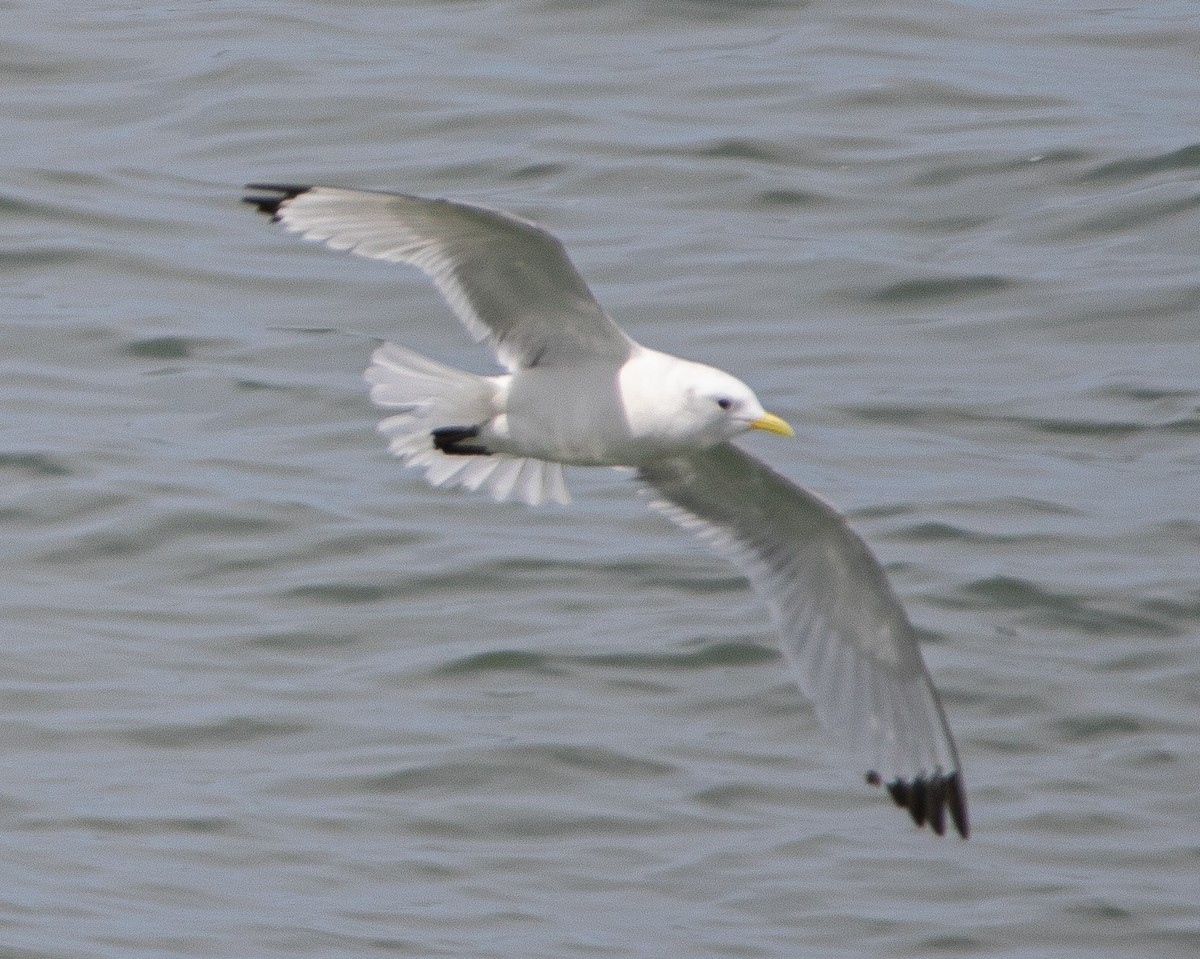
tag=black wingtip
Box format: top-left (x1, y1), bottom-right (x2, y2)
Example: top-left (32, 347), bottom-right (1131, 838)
top-left (242, 183), bottom-right (313, 219)
top-left (867, 769), bottom-right (970, 839)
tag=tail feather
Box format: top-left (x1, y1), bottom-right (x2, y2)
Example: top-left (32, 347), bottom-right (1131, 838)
top-left (364, 342), bottom-right (570, 505)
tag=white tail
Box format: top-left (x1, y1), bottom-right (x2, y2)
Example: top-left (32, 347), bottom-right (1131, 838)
top-left (364, 342), bottom-right (570, 505)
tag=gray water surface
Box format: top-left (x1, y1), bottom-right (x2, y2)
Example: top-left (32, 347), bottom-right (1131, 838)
top-left (3, 2), bottom-right (1199, 957)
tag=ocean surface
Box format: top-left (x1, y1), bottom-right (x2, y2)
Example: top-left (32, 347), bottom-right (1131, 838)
top-left (3, 2), bottom-right (1199, 957)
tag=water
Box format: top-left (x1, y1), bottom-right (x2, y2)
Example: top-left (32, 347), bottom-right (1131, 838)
top-left (3, 1), bottom-right (1199, 956)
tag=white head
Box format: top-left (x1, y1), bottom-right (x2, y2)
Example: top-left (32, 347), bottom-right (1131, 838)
top-left (681, 362), bottom-right (794, 444)
top-left (621, 351), bottom-right (794, 451)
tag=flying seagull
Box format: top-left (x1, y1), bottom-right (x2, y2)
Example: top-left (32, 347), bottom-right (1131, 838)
top-left (243, 184), bottom-right (969, 838)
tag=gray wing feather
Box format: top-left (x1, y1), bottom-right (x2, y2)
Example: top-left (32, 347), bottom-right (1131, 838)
top-left (245, 185), bottom-right (633, 371)
top-left (639, 444), bottom-right (968, 837)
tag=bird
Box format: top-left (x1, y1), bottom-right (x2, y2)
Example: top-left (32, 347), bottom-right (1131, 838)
top-left (243, 184), bottom-right (969, 838)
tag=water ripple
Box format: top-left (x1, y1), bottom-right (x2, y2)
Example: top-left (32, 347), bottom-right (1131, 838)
top-left (942, 576), bottom-right (1179, 637)
top-left (120, 716), bottom-right (309, 749)
top-left (867, 274), bottom-right (1015, 304)
top-left (0, 452), bottom-right (72, 477)
top-left (433, 638), bottom-right (777, 677)
top-left (1081, 143), bottom-right (1200, 183)
top-left (347, 744), bottom-right (676, 797)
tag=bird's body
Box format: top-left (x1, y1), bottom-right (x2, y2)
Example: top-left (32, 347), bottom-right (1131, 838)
top-left (244, 184), bottom-right (969, 838)
top-left (478, 347), bottom-right (751, 465)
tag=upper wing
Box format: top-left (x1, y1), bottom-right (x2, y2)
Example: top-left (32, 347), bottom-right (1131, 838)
top-left (639, 444), bottom-right (968, 838)
top-left (244, 185), bottom-right (634, 371)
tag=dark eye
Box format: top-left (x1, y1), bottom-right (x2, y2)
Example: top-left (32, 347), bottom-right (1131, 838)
top-left (716, 397), bottom-right (733, 411)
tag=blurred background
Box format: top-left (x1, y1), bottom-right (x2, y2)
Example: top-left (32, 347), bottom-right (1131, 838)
top-left (2, 1), bottom-right (1198, 957)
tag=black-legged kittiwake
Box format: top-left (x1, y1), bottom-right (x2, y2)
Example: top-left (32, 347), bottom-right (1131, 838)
top-left (244, 184), bottom-right (969, 838)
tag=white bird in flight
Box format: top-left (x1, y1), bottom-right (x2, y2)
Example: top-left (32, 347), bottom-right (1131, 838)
top-left (244, 184), bottom-right (969, 838)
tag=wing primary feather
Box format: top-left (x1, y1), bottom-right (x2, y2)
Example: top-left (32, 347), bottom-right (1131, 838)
top-left (874, 769), bottom-right (969, 838)
top-left (243, 184), bottom-right (313, 219)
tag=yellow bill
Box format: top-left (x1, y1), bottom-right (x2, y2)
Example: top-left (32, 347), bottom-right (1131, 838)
top-left (750, 412), bottom-right (795, 437)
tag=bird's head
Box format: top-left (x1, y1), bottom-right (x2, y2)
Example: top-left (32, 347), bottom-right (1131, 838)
top-left (617, 350), bottom-right (794, 454)
top-left (680, 363), bottom-right (795, 445)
